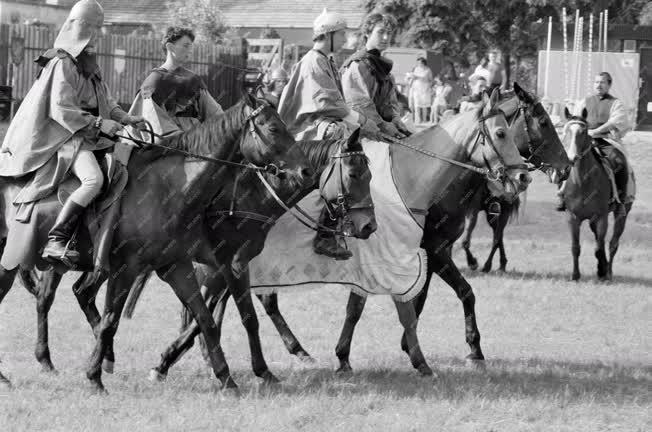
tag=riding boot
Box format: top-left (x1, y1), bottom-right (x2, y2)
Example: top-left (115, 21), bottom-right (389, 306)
top-left (42, 198), bottom-right (85, 267)
top-left (312, 206), bottom-right (352, 260)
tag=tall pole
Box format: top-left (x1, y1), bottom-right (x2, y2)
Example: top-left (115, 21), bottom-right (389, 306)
top-left (570, 10), bottom-right (579, 103)
top-left (598, 11), bottom-right (603, 53)
top-left (576, 16), bottom-right (583, 101)
top-left (563, 7), bottom-right (569, 98)
top-left (544, 16), bottom-right (552, 98)
top-left (587, 13), bottom-right (593, 95)
top-left (603, 9), bottom-right (608, 70)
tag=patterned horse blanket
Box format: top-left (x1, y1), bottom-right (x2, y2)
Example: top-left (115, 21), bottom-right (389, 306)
top-left (248, 139), bottom-right (428, 302)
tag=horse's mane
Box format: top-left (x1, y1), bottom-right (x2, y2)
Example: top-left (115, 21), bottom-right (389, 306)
top-left (162, 99), bottom-right (248, 156)
top-left (297, 138), bottom-right (369, 170)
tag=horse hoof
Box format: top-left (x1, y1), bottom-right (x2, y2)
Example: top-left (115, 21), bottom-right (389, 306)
top-left (102, 360), bottom-right (114, 374)
top-left (465, 357), bottom-right (487, 371)
top-left (148, 368), bottom-right (167, 382)
top-left (295, 352), bottom-right (316, 364)
top-left (571, 274), bottom-right (580, 281)
top-left (336, 362), bottom-right (353, 374)
top-left (219, 387), bottom-right (241, 399)
top-left (41, 364), bottom-right (59, 375)
top-left (481, 265), bottom-right (491, 273)
top-left (260, 370), bottom-right (281, 385)
top-left (468, 261), bottom-right (479, 271)
top-left (417, 364), bottom-right (436, 377)
top-left (89, 382), bottom-right (108, 396)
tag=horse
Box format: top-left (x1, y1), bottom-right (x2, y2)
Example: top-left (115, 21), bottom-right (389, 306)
top-left (185, 83), bottom-right (572, 372)
top-left (14, 124), bottom-right (376, 388)
top-left (0, 94), bottom-right (314, 393)
top-left (147, 87), bottom-right (533, 378)
top-left (562, 107), bottom-right (632, 281)
top-left (461, 84), bottom-right (572, 272)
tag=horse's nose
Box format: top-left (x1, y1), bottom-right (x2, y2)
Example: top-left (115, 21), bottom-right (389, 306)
top-left (517, 171), bottom-right (532, 185)
top-left (301, 166), bottom-right (314, 180)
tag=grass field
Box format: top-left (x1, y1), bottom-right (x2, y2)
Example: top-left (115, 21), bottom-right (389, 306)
top-left (0, 127), bottom-right (650, 431)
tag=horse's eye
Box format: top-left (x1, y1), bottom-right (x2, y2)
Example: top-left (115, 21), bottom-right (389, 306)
top-left (539, 119), bottom-right (547, 127)
top-left (268, 126), bottom-right (278, 133)
top-left (496, 129), bottom-right (506, 139)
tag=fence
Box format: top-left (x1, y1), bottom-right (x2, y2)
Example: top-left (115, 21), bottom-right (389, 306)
top-left (0, 24), bottom-right (247, 110)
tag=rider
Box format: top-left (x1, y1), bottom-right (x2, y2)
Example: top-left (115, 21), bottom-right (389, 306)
top-left (457, 75), bottom-right (488, 113)
top-left (263, 67), bottom-right (289, 109)
top-left (278, 8), bottom-right (380, 260)
top-left (340, 12), bottom-right (411, 139)
top-left (557, 72), bottom-right (634, 213)
top-left (119, 26), bottom-right (224, 152)
top-left (0, 0), bottom-right (144, 267)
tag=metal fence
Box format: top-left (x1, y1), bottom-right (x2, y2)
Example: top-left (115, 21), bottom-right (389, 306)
top-left (0, 24), bottom-right (247, 110)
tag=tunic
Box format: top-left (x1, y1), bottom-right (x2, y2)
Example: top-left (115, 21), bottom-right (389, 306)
top-left (278, 49), bottom-right (352, 140)
top-left (0, 49), bottom-right (125, 204)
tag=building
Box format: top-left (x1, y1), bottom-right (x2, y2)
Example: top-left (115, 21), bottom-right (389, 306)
top-left (102, 0), bottom-right (366, 44)
top-left (0, 0), bottom-right (76, 28)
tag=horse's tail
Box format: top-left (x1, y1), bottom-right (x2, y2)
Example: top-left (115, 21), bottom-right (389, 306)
top-left (122, 271), bottom-right (153, 319)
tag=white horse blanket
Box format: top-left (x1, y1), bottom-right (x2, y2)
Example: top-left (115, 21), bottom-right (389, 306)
top-left (249, 139), bottom-right (428, 302)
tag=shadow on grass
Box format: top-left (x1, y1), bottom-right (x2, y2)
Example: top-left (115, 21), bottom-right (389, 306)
top-left (244, 356), bottom-right (651, 403)
top-left (456, 267), bottom-right (652, 287)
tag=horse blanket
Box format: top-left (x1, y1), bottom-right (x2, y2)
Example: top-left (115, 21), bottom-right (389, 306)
top-left (249, 139), bottom-right (428, 302)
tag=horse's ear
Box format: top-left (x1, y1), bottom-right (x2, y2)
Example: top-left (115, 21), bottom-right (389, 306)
top-left (489, 88), bottom-right (501, 107)
top-left (513, 82), bottom-right (534, 104)
top-left (581, 107), bottom-right (588, 120)
top-left (347, 127), bottom-right (361, 148)
top-left (564, 107), bottom-right (571, 120)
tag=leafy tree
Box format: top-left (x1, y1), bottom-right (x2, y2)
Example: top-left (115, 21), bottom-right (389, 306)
top-left (639, 1), bottom-right (652, 25)
top-left (162, 0), bottom-right (230, 44)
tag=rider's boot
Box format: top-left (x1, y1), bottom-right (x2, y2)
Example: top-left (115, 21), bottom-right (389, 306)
top-left (42, 197), bottom-right (85, 267)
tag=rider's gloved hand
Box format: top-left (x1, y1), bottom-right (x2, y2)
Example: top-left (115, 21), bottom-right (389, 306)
top-left (99, 119), bottom-right (122, 137)
top-left (122, 115), bottom-right (147, 131)
top-left (379, 121), bottom-right (405, 139)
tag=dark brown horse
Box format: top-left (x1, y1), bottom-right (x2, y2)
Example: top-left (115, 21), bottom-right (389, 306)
top-left (0, 94), bottom-right (314, 392)
top-left (181, 84), bottom-right (572, 372)
top-left (14, 126), bottom-right (376, 387)
top-left (462, 85), bottom-right (572, 272)
top-left (149, 88), bottom-right (534, 377)
top-left (562, 108), bottom-right (632, 280)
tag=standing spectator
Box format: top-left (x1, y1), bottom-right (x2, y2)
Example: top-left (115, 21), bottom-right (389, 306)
top-left (457, 75), bottom-right (487, 112)
top-left (409, 57), bottom-right (434, 124)
top-left (487, 49), bottom-right (507, 91)
top-left (473, 56), bottom-right (490, 82)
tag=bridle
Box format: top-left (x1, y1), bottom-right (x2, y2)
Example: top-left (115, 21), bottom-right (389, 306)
top-left (507, 100), bottom-right (555, 174)
top-left (564, 118), bottom-right (594, 164)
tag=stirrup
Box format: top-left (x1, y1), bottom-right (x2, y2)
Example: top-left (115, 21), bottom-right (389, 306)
top-left (487, 201), bottom-right (501, 217)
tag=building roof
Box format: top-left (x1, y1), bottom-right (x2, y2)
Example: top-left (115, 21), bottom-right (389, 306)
top-left (101, 0), bottom-right (366, 28)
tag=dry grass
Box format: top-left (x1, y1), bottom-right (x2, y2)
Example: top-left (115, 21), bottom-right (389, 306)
top-left (0, 130), bottom-right (650, 431)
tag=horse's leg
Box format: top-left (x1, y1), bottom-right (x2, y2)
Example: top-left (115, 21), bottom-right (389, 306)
top-left (481, 212), bottom-right (501, 273)
top-left (85, 265), bottom-right (141, 393)
top-left (151, 288), bottom-right (222, 380)
top-left (0, 265), bottom-right (18, 388)
top-left (334, 292), bottom-right (367, 373)
top-left (569, 214), bottom-right (582, 281)
top-left (461, 210), bottom-right (480, 271)
top-left (155, 261), bottom-right (237, 392)
top-left (34, 269), bottom-right (62, 373)
top-left (430, 248), bottom-right (485, 363)
top-left (400, 248), bottom-right (436, 354)
top-left (73, 272), bottom-right (117, 373)
top-left (607, 204), bottom-right (631, 280)
top-left (496, 211), bottom-right (510, 272)
top-left (590, 215), bottom-right (609, 280)
top-left (256, 293), bottom-right (314, 362)
top-left (394, 298), bottom-right (434, 376)
top-left (227, 270), bottom-right (279, 384)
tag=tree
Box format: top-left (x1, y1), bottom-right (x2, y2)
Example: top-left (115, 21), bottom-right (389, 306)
top-left (364, 0), bottom-right (648, 85)
top-left (639, 1), bottom-right (652, 25)
top-left (162, 0), bottom-right (230, 44)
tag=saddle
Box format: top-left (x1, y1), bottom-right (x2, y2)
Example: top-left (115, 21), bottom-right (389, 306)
top-left (1, 153), bottom-right (128, 272)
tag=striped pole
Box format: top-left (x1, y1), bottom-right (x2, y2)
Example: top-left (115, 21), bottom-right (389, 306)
top-left (587, 13), bottom-right (593, 94)
top-left (544, 16), bottom-right (553, 98)
top-left (562, 8), bottom-right (569, 97)
top-left (603, 9), bottom-right (608, 70)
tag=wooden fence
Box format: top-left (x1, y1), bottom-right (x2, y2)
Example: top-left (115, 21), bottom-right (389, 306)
top-left (0, 24), bottom-right (247, 109)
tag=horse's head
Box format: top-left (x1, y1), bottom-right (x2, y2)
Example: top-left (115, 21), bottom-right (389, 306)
top-left (510, 82), bottom-right (572, 182)
top-left (319, 128), bottom-right (376, 239)
top-left (563, 106), bottom-right (591, 165)
top-left (240, 93), bottom-right (314, 188)
top-left (471, 88), bottom-right (531, 202)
